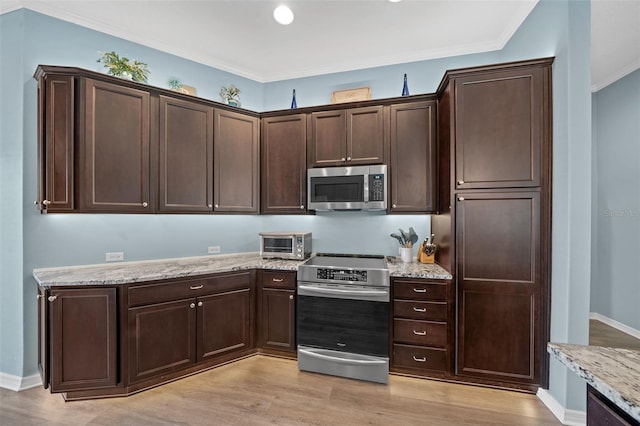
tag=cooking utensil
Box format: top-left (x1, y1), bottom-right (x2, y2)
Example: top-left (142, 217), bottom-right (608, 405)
top-left (408, 227), bottom-right (418, 246)
top-left (390, 233), bottom-right (404, 246)
top-left (399, 228), bottom-right (410, 246)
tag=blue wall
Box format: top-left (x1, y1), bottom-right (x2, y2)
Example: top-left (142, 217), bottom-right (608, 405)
top-left (591, 69), bottom-right (640, 330)
top-left (0, 0), bottom-right (596, 415)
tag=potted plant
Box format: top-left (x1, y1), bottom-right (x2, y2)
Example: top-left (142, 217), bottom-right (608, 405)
top-left (219, 84), bottom-right (241, 106)
top-left (97, 51), bottom-right (149, 83)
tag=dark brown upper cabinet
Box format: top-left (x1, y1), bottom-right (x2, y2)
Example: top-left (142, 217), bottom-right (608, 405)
top-left (78, 77), bottom-right (152, 212)
top-left (36, 74), bottom-right (75, 213)
top-left (213, 109), bottom-right (260, 213)
top-left (261, 114), bottom-right (308, 214)
top-left (453, 66), bottom-right (547, 189)
top-left (389, 100), bottom-right (437, 213)
top-left (158, 96), bottom-right (213, 213)
top-left (308, 105), bottom-right (385, 167)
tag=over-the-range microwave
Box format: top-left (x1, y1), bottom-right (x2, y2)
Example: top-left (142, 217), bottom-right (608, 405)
top-left (307, 165), bottom-right (387, 211)
top-left (259, 232), bottom-right (312, 260)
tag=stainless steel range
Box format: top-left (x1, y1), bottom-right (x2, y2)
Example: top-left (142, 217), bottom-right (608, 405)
top-left (296, 253), bottom-right (390, 384)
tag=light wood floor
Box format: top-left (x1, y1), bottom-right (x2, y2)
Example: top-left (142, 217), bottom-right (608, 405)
top-left (589, 319), bottom-right (640, 350)
top-left (1, 355), bottom-right (560, 426)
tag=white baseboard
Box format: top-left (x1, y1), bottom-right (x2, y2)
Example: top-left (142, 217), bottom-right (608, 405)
top-left (537, 388), bottom-right (586, 426)
top-left (590, 312), bottom-right (640, 339)
top-left (0, 372), bottom-right (42, 391)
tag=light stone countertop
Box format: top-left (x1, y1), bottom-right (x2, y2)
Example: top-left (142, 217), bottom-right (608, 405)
top-left (33, 252), bottom-right (452, 287)
top-left (548, 342), bottom-right (640, 422)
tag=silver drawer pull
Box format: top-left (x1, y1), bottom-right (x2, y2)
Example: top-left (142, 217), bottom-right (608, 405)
top-left (336, 342), bottom-right (346, 347)
top-left (413, 330), bottom-right (427, 336)
top-left (413, 288), bottom-right (427, 293)
top-left (412, 356), bottom-right (427, 362)
top-left (190, 285), bottom-right (203, 290)
top-left (413, 307), bottom-right (427, 312)
top-left (190, 303), bottom-right (195, 309)
top-left (197, 301), bottom-right (203, 307)
top-left (272, 278), bottom-right (284, 282)
top-left (48, 295), bottom-right (57, 302)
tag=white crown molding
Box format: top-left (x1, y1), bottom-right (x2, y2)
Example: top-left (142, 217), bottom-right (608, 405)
top-left (0, 372), bottom-right (42, 392)
top-left (590, 312), bottom-right (640, 339)
top-left (0, 0), bottom-right (23, 14)
top-left (592, 59), bottom-right (640, 92)
top-left (537, 388), bottom-right (586, 426)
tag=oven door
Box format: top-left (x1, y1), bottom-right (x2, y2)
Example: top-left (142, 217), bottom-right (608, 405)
top-left (260, 235), bottom-right (294, 259)
top-left (296, 283), bottom-right (389, 357)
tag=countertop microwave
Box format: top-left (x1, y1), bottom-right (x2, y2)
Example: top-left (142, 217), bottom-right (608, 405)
top-left (307, 165), bottom-right (387, 211)
top-left (259, 232), bottom-right (312, 260)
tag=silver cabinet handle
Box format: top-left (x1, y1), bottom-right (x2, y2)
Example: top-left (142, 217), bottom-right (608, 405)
top-left (48, 295), bottom-right (57, 302)
top-left (300, 205), bottom-right (304, 209)
top-left (340, 157), bottom-right (346, 162)
top-left (37, 294), bottom-right (43, 300)
top-left (392, 204), bottom-right (397, 208)
top-left (197, 301), bottom-right (203, 307)
top-left (142, 202), bottom-right (148, 207)
top-left (346, 157), bottom-right (351, 161)
top-left (413, 288), bottom-right (427, 293)
top-left (208, 204), bottom-right (212, 208)
top-left (457, 180), bottom-right (464, 185)
top-left (190, 303), bottom-right (195, 309)
top-left (413, 330), bottom-right (427, 336)
top-left (190, 285), bottom-right (203, 290)
top-left (413, 307), bottom-right (426, 312)
top-left (412, 356), bottom-right (427, 362)
top-left (458, 197), bottom-right (465, 201)
top-left (272, 278), bottom-right (284, 283)
top-left (336, 342), bottom-right (346, 347)
top-left (42, 200), bottom-right (51, 206)
top-left (289, 294), bottom-right (294, 300)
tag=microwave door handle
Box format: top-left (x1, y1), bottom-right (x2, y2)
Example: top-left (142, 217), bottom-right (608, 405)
top-left (363, 175), bottom-right (369, 202)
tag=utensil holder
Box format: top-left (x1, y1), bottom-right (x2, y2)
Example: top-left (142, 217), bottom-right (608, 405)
top-left (399, 247), bottom-right (413, 263)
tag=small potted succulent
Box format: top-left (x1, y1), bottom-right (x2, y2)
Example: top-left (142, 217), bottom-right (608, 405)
top-left (97, 51), bottom-right (149, 83)
top-left (220, 84), bottom-right (241, 107)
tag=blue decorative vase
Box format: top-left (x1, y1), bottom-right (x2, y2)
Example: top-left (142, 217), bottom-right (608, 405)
top-left (291, 89), bottom-right (297, 108)
top-left (402, 74), bottom-right (409, 96)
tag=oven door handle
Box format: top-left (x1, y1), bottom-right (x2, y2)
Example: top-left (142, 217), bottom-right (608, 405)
top-left (297, 284), bottom-right (389, 301)
top-left (298, 347), bottom-right (387, 366)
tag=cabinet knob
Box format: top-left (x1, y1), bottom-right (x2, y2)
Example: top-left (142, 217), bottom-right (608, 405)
top-left (412, 356), bottom-right (427, 363)
top-left (458, 197), bottom-right (465, 201)
top-left (346, 157), bottom-right (351, 161)
top-left (300, 205), bottom-right (304, 210)
top-left (142, 202), bottom-right (148, 207)
top-left (47, 295), bottom-right (57, 302)
top-left (190, 303), bottom-right (196, 309)
top-left (208, 204), bottom-right (212, 208)
top-left (392, 204), bottom-right (397, 208)
top-left (197, 301), bottom-right (203, 307)
top-left (215, 204), bottom-right (219, 208)
top-left (289, 294), bottom-right (294, 300)
top-left (341, 157), bottom-right (346, 162)
top-left (457, 180), bottom-right (464, 185)
top-left (42, 200), bottom-right (51, 206)
top-left (413, 330), bottom-right (427, 336)
top-left (37, 294), bottom-right (43, 300)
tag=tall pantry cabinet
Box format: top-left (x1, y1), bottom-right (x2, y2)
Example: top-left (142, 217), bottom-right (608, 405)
top-left (433, 58), bottom-right (553, 391)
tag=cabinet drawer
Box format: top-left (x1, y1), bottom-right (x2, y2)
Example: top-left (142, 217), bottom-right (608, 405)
top-left (394, 280), bottom-right (447, 301)
top-left (394, 300), bottom-right (447, 321)
top-left (393, 344), bottom-right (447, 372)
top-left (261, 270), bottom-right (296, 289)
top-left (394, 318), bottom-right (447, 347)
top-left (128, 271), bottom-right (252, 306)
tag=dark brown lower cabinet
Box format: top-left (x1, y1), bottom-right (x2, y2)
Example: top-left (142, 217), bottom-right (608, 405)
top-left (587, 385), bottom-right (639, 426)
top-left (258, 271), bottom-right (296, 355)
top-left (44, 287), bottom-right (118, 392)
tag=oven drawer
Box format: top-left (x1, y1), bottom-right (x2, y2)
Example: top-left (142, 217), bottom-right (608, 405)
top-left (393, 344), bottom-right (447, 372)
top-left (393, 280), bottom-right (447, 301)
top-left (393, 319), bottom-right (447, 347)
top-left (393, 300), bottom-right (447, 321)
top-left (261, 271), bottom-right (295, 289)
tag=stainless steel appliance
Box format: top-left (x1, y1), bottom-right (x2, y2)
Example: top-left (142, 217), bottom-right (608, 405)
top-left (296, 253), bottom-right (390, 384)
top-left (259, 232), bottom-right (311, 260)
top-left (307, 165), bottom-right (387, 211)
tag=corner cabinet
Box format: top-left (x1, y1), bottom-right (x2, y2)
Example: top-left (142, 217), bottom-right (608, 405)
top-left (261, 114), bottom-right (308, 214)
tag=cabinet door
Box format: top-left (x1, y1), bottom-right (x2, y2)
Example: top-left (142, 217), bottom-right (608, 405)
top-left (37, 74), bottom-right (74, 212)
top-left (346, 106), bottom-right (385, 165)
top-left (80, 78), bottom-right (151, 212)
top-left (214, 109), bottom-right (260, 213)
top-left (308, 110), bottom-right (346, 167)
top-left (128, 299), bottom-right (196, 383)
top-left (197, 287), bottom-right (253, 361)
top-left (259, 288), bottom-right (296, 352)
top-left (48, 287), bottom-right (117, 392)
top-left (261, 114), bottom-right (307, 214)
top-left (159, 96), bottom-right (213, 212)
top-left (454, 67), bottom-right (546, 189)
top-left (37, 286), bottom-right (49, 389)
top-left (389, 101), bottom-right (437, 213)
top-left (456, 192), bottom-right (541, 385)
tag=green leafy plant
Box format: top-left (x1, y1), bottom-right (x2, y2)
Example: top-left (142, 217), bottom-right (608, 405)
top-left (168, 77), bottom-right (182, 91)
top-left (97, 51), bottom-right (149, 83)
top-left (219, 84), bottom-right (241, 105)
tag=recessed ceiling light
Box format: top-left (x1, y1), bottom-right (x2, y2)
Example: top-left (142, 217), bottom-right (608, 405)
top-left (273, 5), bottom-right (294, 25)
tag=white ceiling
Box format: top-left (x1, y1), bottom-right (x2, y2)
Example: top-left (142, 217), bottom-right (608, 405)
top-left (2, 0), bottom-right (639, 90)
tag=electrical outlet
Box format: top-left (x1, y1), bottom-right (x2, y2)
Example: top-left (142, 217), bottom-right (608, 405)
top-left (105, 252), bottom-right (124, 262)
top-left (207, 246), bottom-right (221, 254)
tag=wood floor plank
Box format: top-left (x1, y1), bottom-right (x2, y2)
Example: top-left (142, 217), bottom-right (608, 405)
top-left (0, 356), bottom-right (560, 425)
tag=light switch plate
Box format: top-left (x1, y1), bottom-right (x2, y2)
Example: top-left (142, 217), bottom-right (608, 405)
top-left (208, 246), bottom-right (221, 254)
top-left (105, 252), bottom-right (124, 262)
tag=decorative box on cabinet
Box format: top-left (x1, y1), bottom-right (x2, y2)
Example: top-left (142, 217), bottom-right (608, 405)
top-left (391, 278), bottom-right (453, 376)
top-left (257, 270), bottom-right (296, 356)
